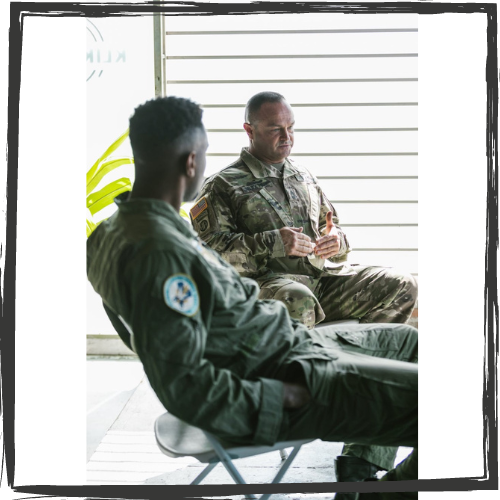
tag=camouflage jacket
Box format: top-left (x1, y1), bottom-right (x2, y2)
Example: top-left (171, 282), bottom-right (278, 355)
top-left (191, 148), bottom-right (354, 282)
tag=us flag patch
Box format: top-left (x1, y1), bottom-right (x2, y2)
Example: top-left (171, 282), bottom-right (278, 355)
top-left (190, 197), bottom-right (208, 220)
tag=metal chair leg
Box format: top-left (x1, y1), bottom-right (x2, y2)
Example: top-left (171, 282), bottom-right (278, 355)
top-left (205, 433), bottom-right (258, 500)
top-left (190, 461), bottom-right (217, 485)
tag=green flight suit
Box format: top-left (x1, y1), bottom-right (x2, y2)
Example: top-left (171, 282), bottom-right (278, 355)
top-left (87, 196), bottom-right (418, 483)
top-left (191, 148), bottom-right (417, 469)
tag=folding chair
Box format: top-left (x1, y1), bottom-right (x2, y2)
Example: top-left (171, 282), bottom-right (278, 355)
top-left (106, 289), bottom-right (358, 496)
top-left (152, 320), bottom-right (360, 497)
top-left (154, 411), bottom-right (314, 500)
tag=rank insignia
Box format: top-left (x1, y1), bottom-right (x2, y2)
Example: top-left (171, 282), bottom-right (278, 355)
top-left (190, 197), bottom-right (208, 220)
top-left (163, 274), bottom-right (199, 316)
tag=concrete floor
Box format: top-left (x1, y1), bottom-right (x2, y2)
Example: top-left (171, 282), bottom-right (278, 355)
top-left (87, 357), bottom-right (411, 497)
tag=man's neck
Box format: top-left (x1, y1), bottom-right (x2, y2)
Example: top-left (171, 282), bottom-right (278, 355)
top-left (130, 182), bottom-right (183, 213)
top-left (247, 147), bottom-right (286, 166)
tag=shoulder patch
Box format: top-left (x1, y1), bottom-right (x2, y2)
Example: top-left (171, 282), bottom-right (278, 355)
top-left (190, 197), bottom-right (208, 220)
top-left (163, 274), bottom-right (199, 316)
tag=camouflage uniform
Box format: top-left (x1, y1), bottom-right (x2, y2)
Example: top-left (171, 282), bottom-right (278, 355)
top-left (192, 148), bottom-right (418, 471)
top-left (192, 148), bottom-right (417, 329)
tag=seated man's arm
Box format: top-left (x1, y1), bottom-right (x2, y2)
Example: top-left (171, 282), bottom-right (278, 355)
top-left (125, 252), bottom-right (286, 445)
top-left (191, 177), bottom-right (287, 273)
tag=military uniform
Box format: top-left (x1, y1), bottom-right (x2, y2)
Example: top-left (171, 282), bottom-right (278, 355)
top-left (87, 195), bottom-right (418, 482)
top-left (191, 148), bottom-right (418, 470)
top-left (192, 148), bottom-right (417, 329)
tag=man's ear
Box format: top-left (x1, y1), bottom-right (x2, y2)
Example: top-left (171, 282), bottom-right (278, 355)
top-left (185, 151), bottom-right (197, 178)
top-left (243, 122), bottom-right (254, 140)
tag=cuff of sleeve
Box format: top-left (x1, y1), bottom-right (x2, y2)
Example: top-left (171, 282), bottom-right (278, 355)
top-left (253, 378), bottom-right (284, 445)
top-left (265, 229), bottom-right (286, 258)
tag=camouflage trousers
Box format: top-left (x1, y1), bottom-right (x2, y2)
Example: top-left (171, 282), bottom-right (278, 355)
top-left (257, 265), bottom-right (418, 330)
top-left (258, 265), bottom-right (418, 471)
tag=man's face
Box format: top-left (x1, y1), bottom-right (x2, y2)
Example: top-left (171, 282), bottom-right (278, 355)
top-left (184, 129), bottom-right (209, 202)
top-left (244, 101), bottom-right (295, 164)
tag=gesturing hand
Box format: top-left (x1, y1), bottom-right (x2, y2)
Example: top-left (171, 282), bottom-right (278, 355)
top-left (314, 211), bottom-right (340, 259)
top-left (279, 226), bottom-right (316, 257)
top-left (283, 382), bottom-right (311, 409)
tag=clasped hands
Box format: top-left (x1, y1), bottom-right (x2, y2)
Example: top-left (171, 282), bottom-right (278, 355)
top-left (279, 211), bottom-right (340, 259)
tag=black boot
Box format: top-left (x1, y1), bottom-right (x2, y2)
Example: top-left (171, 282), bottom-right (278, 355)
top-left (334, 456), bottom-right (384, 500)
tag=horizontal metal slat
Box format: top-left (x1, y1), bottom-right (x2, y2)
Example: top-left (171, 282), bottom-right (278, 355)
top-left (166, 29), bottom-right (418, 35)
top-left (206, 153), bottom-right (418, 156)
top-left (206, 128), bottom-right (418, 133)
top-left (206, 130), bottom-right (417, 154)
top-left (318, 176), bottom-right (417, 180)
top-left (342, 223), bottom-right (417, 227)
top-left (330, 200), bottom-right (417, 203)
top-left (344, 226), bottom-right (418, 248)
top-left (166, 32), bottom-right (417, 57)
top-left (168, 81), bottom-right (418, 105)
top-left (164, 13), bottom-right (418, 32)
top-left (326, 202), bottom-right (418, 225)
top-left (167, 53), bottom-right (418, 60)
top-left (204, 155), bottom-right (418, 178)
top-left (168, 57), bottom-right (418, 82)
top-left (201, 103), bottom-right (418, 108)
top-left (352, 248), bottom-right (418, 251)
top-left (202, 106), bottom-right (418, 130)
top-left (168, 78), bottom-right (418, 84)
top-left (321, 178), bottom-right (417, 202)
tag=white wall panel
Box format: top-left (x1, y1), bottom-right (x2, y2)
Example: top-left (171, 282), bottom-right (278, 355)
top-left (167, 81), bottom-right (418, 105)
top-left (167, 32), bottom-right (417, 57)
top-left (205, 154), bottom-right (418, 177)
top-left (332, 202), bottom-right (418, 225)
top-left (296, 155), bottom-right (418, 176)
top-left (165, 13), bottom-right (418, 31)
top-left (206, 130), bottom-right (417, 154)
top-left (168, 57), bottom-right (418, 82)
top-left (164, 14), bottom-right (418, 272)
top-left (344, 226), bottom-right (417, 249)
top-left (202, 105), bottom-right (418, 129)
top-left (320, 178), bottom-right (417, 201)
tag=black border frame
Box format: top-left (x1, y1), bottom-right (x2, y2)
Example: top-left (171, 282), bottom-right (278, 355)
top-left (2, 1), bottom-right (498, 498)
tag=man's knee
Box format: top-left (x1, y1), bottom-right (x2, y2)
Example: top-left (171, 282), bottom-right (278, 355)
top-left (389, 270), bottom-right (418, 305)
top-left (402, 273), bottom-right (418, 307)
top-left (376, 268), bottom-right (418, 316)
top-left (259, 280), bottom-right (324, 328)
top-left (395, 324), bottom-right (418, 362)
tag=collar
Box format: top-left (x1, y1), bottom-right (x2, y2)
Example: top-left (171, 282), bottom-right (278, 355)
top-left (240, 148), bottom-right (300, 179)
top-left (115, 193), bottom-right (196, 239)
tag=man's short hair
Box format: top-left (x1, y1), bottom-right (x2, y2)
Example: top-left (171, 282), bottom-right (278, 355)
top-left (129, 96), bottom-right (204, 162)
top-left (245, 91), bottom-right (286, 124)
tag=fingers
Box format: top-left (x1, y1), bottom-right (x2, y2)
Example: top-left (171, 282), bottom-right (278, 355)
top-left (314, 234), bottom-right (340, 257)
top-left (325, 211), bottom-right (334, 234)
top-left (289, 236), bottom-right (315, 256)
top-left (289, 240), bottom-right (315, 257)
top-left (280, 226), bottom-right (315, 255)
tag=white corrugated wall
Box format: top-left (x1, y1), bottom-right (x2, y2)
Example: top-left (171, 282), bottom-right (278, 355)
top-left (162, 12), bottom-right (418, 276)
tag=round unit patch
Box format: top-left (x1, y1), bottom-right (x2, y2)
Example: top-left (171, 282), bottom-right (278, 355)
top-left (163, 274), bottom-right (199, 317)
